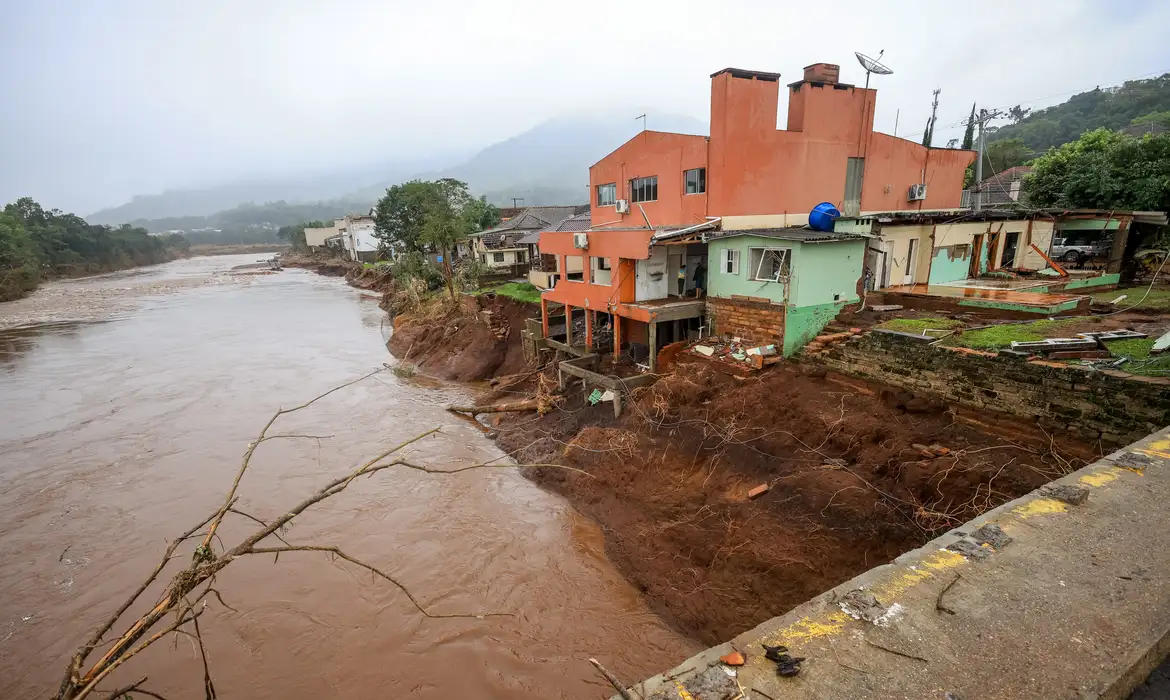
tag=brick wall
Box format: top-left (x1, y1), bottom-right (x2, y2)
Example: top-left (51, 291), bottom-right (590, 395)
top-left (816, 330), bottom-right (1170, 445)
top-left (707, 296), bottom-right (785, 345)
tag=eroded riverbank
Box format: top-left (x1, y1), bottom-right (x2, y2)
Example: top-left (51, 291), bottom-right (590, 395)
top-left (0, 257), bottom-right (698, 699)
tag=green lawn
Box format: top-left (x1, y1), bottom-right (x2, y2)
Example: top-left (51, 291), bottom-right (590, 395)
top-left (1090, 287), bottom-right (1170, 311)
top-left (876, 317), bottom-right (963, 335)
top-left (477, 282), bottom-right (542, 304)
top-left (943, 319), bottom-right (1081, 350)
top-left (1102, 338), bottom-right (1170, 376)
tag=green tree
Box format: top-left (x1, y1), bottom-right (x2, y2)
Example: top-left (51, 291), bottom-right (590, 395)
top-left (0, 211), bottom-right (39, 301)
top-left (1007, 105), bottom-right (1032, 124)
top-left (983, 138), bottom-right (1035, 174)
top-left (1130, 111), bottom-right (1170, 131)
top-left (373, 181), bottom-right (434, 254)
top-left (460, 196), bottom-right (501, 233)
top-left (1026, 128), bottom-right (1170, 211)
top-left (961, 103), bottom-right (976, 150)
top-left (921, 118), bottom-right (933, 147)
top-left (418, 178), bottom-right (478, 302)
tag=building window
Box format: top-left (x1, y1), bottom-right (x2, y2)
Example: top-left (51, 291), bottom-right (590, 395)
top-left (565, 255), bottom-right (585, 281)
top-left (516, 250), bottom-right (526, 264)
top-left (480, 254), bottom-right (486, 263)
top-left (591, 257), bottom-right (612, 285)
top-left (597, 183), bottom-right (616, 207)
top-left (749, 248), bottom-right (791, 283)
top-left (721, 248), bottom-right (739, 274)
top-left (684, 168), bottom-right (706, 195)
top-left (493, 252), bottom-right (505, 263)
top-left (630, 176), bottom-right (658, 203)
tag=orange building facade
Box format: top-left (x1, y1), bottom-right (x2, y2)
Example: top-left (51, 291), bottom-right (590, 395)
top-left (540, 62), bottom-right (976, 359)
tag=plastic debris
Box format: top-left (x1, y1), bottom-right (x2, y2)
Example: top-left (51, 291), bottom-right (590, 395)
top-left (763, 644), bottom-right (805, 677)
top-left (719, 651), bottom-right (745, 666)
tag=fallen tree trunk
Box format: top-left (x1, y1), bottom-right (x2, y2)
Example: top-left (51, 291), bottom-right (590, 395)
top-left (447, 399), bottom-right (539, 416)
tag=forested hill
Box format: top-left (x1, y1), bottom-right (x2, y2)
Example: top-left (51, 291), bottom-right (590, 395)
top-left (991, 73), bottom-right (1170, 151)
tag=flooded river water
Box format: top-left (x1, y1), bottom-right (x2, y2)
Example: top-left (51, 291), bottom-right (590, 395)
top-left (0, 256), bottom-right (697, 699)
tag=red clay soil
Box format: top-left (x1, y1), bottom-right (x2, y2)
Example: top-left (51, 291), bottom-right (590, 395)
top-left (496, 362), bottom-right (1097, 646)
top-left (387, 295), bottom-right (536, 381)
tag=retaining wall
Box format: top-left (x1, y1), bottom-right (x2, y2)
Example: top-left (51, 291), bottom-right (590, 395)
top-left (816, 329), bottom-right (1170, 445)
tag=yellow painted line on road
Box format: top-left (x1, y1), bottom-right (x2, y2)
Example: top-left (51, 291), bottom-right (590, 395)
top-left (1013, 497), bottom-right (1069, 519)
top-left (1080, 468), bottom-right (1123, 487)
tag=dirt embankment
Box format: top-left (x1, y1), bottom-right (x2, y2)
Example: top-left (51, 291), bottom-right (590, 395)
top-left (495, 362), bottom-right (1096, 646)
top-left (387, 293), bottom-right (536, 381)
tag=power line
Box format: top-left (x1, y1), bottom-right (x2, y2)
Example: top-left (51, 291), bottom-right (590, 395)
top-left (933, 66), bottom-right (1170, 131)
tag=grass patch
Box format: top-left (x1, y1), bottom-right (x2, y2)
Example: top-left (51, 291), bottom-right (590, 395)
top-left (1090, 287), bottom-right (1170, 311)
top-left (1102, 338), bottom-right (1170, 376)
top-left (944, 318), bottom-right (1080, 350)
top-left (361, 261), bottom-right (392, 269)
top-left (876, 317), bottom-right (963, 335)
top-left (476, 281), bottom-right (542, 304)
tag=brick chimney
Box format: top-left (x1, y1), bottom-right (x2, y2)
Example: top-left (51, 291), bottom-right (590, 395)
top-left (802, 63), bottom-right (840, 84)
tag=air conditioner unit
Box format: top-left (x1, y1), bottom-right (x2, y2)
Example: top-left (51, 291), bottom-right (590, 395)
top-left (615, 199), bottom-right (630, 214)
top-left (573, 232), bottom-right (589, 250)
top-left (907, 184), bottom-right (928, 201)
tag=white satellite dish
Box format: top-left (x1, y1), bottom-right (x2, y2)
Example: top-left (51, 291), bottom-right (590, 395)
top-left (855, 50), bottom-right (893, 89)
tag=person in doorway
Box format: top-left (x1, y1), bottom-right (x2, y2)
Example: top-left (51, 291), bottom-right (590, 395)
top-left (677, 263), bottom-right (687, 296)
top-left (692, 260), bottom-right (706, 298)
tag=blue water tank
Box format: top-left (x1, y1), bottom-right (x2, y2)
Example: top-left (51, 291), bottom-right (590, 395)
top-left (808, 202), bottom-right (841, 232)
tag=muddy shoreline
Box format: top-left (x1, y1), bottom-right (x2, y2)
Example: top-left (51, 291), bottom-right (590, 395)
top-left (367, 277), bottom-right (1101, 647)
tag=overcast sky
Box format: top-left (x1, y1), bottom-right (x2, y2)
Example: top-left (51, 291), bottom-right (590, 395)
top-left (3, 0), bottom-right (1168, 215)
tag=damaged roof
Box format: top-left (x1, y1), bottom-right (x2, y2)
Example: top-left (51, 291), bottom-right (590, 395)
top-left (708, 227), bottom-right (866, 243)
top-left (475, 205), bottom-right (588, 250)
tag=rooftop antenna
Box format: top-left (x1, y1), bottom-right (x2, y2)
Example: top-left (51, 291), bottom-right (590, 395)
top-left (855, 50), bottom-right (893, 90)
top-left (635, 114), bottom-right (646, 131)
top-left (511, 197), bottom-right (524, 208)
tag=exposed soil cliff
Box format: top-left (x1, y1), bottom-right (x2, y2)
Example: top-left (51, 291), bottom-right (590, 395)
top-left (387, 293), bottom-right (535, 381)
top-left (495, 361), bottom-right (1096, 645)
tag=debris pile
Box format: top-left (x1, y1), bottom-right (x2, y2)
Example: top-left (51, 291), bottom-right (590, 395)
top-left (763, 644), bottom-right (805, 677)
top-left (689, 336), bottom-right (779, 371)
top-left (999, 329), bottom-right (1147, 365)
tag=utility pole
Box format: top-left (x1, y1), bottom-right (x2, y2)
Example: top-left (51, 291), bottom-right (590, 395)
top-left (511, 197), bottom-right (524, 208)
top-left (973, 107), bottom-right (1004, 211)
top-left (922, 89), bottom-right (940, 147)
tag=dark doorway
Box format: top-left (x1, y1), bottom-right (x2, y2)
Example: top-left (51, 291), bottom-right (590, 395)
top-left (1001, 231), bottom-right (1020, 268)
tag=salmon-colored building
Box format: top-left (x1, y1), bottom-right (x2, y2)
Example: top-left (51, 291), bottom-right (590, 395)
top-left (539, 62), bottom-right (976, 365)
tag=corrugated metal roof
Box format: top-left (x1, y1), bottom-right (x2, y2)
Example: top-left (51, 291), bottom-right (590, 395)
top-left (708, 227), bottom-right (864, 243)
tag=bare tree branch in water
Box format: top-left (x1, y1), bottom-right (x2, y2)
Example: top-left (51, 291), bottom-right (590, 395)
top-left (53, 367), bottom-right (590, 700)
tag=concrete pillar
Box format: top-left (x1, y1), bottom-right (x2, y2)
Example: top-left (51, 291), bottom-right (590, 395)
top-left (563, 304), bottom-right (573, 344)
top-left (540, 299), bottom-right (549, 339)
top-left (648, 320), bottom-right (657, 372)
top-left (585, 309), bottom-right (593, 351)
top-left (613, 389), bottom-right (623, 418)
top-left (613, 313), bottom-right (622, 358)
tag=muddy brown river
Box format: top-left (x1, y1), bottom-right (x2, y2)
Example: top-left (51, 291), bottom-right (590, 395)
top-left (0, 256), bottom-right (697, 699)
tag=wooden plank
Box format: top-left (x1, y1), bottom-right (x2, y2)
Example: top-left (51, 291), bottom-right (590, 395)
top-left (1030, 243), bottom-right (1069, 277)
top-left (1152, 329), bottom-right (1170, 355)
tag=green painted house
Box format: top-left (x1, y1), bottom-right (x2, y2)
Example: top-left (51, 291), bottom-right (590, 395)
top-left (705, 228), bottom-right (868, 355)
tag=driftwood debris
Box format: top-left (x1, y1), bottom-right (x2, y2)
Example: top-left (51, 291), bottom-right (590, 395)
top-left (447, 399), bottom-right (540, 416)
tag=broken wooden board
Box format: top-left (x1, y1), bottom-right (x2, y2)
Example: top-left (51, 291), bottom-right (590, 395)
top-left (1049, 350), bottom-right (1113, 360)
top-left (1078, 330), bottom-right (1147, 341)
top-left (870, 304), bottom-right (904, 312)
top-left (1011, 338), bottom-right (1098, 353)
top-left (1153, 329), bottom-right (1170, 355)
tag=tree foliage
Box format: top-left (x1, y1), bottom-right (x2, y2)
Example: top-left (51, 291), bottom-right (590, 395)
top-left (983, 138), bottom-right (1035, 174)
top-left (0, 198), bottom-right (188, 301)
top-left (1025, 128), bottom-right (1170, 211)
top-left (961, 103), bottom-right (976, 151)
top-left (991, 73), bottom-right (1170, 152)
top-left (373, 179), bottom-right (500, 301)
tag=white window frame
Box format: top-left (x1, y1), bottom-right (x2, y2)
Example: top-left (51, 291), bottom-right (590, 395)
top-left (748, 247), bottom-right (791, 283)
top-left (493, 252), bottom-right (505, 263)
top-left (721, 248), bottom-right (740, 275)
top-left (597, 183), bottom-right (616, 207)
